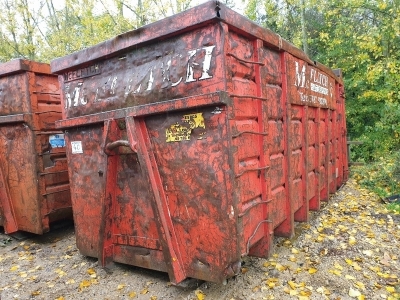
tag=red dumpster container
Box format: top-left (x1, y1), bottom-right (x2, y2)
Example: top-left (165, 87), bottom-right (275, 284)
top-left (51, 1), bottom-right (348, 284)
top-left (0, 59), bottom-right (71, 235)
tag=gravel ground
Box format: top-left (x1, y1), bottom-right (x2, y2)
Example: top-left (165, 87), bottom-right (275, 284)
top-left (1, 178), bottom-right (399, 300)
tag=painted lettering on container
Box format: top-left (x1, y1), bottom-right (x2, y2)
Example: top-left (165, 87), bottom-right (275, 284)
top-left (63, 65), bottom-right (101, 82)
top-left (293, 60), bottom-right (333, 106)
top-left (64, 45), bottom-right (216, 109)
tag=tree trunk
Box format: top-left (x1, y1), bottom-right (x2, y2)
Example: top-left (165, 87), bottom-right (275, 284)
top-left (300, 0), bottom-right (309, 56)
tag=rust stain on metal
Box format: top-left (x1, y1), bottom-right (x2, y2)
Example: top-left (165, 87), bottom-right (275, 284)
top-left (51, 1), bottom-right (348, 284)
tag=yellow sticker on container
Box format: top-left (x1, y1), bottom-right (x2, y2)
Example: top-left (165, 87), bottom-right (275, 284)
top-left (166, 113), bottom-right (206, 142)
top-left (182, 113), bottom-right (205, 129)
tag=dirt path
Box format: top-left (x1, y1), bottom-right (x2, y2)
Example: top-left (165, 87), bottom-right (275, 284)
top-left (1, 179), bottom-right (399, 300)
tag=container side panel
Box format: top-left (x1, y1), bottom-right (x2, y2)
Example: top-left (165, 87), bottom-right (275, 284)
top-left (260, 49), bottom-right (287, 230)
top-left (146, 107), bottom-right (238, 283)
top-left (60, 24), bottom-right (224, 119)
top-left (113, 152), bottom-right (160, 249)
top-left (270, 187), bottom-right (287, 227)
top-left (237, 162), bottom-right (262, 203)
top-left (307, 172), bottom-right (316, 200)
top-left (268, 120), bottom-right (285, 155)
top-left (28, 71), bottom-right (64, 131)
top-left (37, 133), bottom-right (71, 227)
top-left (0, 124), bottom-right (41, 233)
top-left (265, 85), bottom-right (283, 120)
top-left (335, 109), bottom-right (343, 187)
top-left (0, 73), bottom-right (30, 115)
top-left (307, 107), bottom-right (319, 210)
top-left (64, 126), bottom-right (107, 257)
top-left (46, 190), bottom-right (72, 222)
top-left (289, 105), bottom-right (306, 220)
top-left (336, 82), bottom-right (347, 184)
top-left (291, 178), bottom-right (303, 212)
top-left (319, 110), bottom-right (329, 201)
top-left (269, 153), bottom-right (285, 190)
top-left (226, 31), bottom-right (267, 255)
top-left (233, 120), bottom-right (260, 161)
top-left (307, 146), bottom-right (316, 172)
top-left (260, 47), bottom-right (282, 86)
top-left (241, 200), bottom-right (264, 253)
top-left (329, 111), bottom-right (336, 193)
top-left (226, 31), bottom-right (256, 94)
top-left (290, 119), bottom-right (303, 151)
top-left (35, 74), bottom-right (61, 94)
top-left (338, 84), bottom-right (348, 181)
top-left (231, 98), bottom-right (258, 119)
top-left (307, 119), bottom-right (316, 146)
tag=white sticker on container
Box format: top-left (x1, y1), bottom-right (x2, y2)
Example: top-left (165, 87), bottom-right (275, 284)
top-left (49, 134), bottom-right (65, 148)
top-left (71, 141), bottom-right (83, 154)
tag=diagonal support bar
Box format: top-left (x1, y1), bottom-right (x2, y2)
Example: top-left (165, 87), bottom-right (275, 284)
top-left (98, 119), bottom-right (120, 267)
top-left (125, 116), bottom-right (186, 284)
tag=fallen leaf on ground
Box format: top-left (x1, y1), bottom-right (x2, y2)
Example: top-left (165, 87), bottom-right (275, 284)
top-left (308, 268), bottom-right (317, 274)
top-left (79, 279), bottom-right (91, 290)
top-left (349, 287), bottom-right (361, 297)
top-left (195, 289), bottom-right (206, 300)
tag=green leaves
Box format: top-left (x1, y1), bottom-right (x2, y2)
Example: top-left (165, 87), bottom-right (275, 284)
top-left (0, 0), bottom-right (195, 62)
top-left (244, 0), bottom-right (400, 162)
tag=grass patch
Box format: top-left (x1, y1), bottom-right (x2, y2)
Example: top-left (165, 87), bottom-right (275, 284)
top-left (352, 151), bottom-right (400, 211)
top-left (387, 203), bottom-right (400, 213)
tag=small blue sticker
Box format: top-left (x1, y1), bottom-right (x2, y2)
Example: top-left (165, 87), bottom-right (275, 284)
top-left (49, 134), bottom-right (65, 148)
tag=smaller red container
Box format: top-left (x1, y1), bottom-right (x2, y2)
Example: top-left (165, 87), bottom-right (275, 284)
top-left (0, 59), bottom-right (71, 234)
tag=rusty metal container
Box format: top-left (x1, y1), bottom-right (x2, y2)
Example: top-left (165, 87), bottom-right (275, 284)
top-left (51, 1), bottom-right (348, 284)
top-left (0, 59), bottom-right (71, 235)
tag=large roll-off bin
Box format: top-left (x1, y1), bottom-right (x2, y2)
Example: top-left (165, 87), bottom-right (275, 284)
top-left (51, 2), bottom-right (348, 284)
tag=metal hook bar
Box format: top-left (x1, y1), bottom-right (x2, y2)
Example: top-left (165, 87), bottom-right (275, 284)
top-left (235, 166), bottom-right (270, 178)
top-left (246, 219), bottom-right (273, 254)
top-left (227, 53), bottom-right (265, 66)
top-left (238, 199), bottom-right (273, 218)
top-left (105, 140), bottom-right (135, 152)
top-left (35, 111), bottom-right (62, 114)
top-left (232, 131), bottom-right (268, 138)
top-left (229, 94), bottom-right (268, 101)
